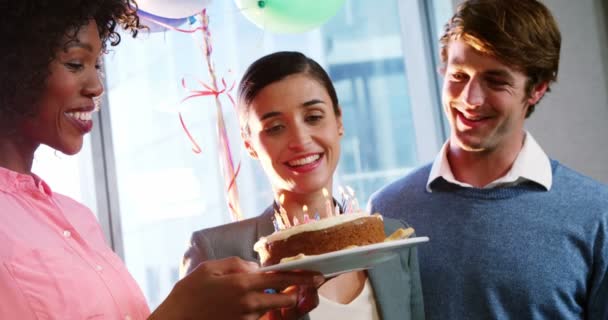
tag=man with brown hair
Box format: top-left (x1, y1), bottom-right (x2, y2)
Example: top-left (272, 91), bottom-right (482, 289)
top-left (369, 0), bottom-right (608, 319)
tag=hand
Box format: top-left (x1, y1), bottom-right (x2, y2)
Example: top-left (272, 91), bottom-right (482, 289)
top-left (149, 257), bottom-right (324, 320)
top-left (261, 285), bottom-right (320, 320)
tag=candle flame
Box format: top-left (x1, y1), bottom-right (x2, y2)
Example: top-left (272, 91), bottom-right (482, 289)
top-left (346, 186), bottom-right (355, 195)
top-left (303, 205), bottom-right (308, 213)
top-left (322, 188), bottom-right (329, 197)
top-left (279, 193), bottom-right (285, 204)
top-left (274, 212), bottom-right (284, 230)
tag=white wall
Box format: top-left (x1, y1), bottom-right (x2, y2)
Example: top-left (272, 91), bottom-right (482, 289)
top-left (527, 0), bottom-right (608, 184)
top-left (449, 0), bottom-right (608, 184)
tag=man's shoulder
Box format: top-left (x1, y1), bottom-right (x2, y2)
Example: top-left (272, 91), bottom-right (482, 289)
top-left (553, 160), bottom-right (608, 194)
top-left (551, 160), bottom-right (608, 209)
top-left (368, 163), bottom-right (432, 214)
top-left (370, 163), bottom-right (432, 201)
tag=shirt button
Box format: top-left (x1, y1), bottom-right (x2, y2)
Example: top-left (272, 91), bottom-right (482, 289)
top-left (95, 265), bottom-right (103, 272)
top-left (62, 230), bottom-right (71, 238)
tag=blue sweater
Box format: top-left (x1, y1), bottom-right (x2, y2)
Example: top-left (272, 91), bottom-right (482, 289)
top-left (369, 160), bottom-right (608, 320)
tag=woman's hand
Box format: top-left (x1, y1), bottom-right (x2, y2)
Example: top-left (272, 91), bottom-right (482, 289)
top-left (261, 285), bottom-right (320, 320)
top-left (149, 257), bottom-right (323, 320)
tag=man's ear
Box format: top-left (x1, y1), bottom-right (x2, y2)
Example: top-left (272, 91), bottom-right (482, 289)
top-left (242, 131), bottom-right (258, 159)
top-left (528, 81), bottom-right (549, 105)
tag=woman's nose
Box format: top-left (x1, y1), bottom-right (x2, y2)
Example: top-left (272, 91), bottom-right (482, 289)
top-left (287, 125), bottom-right (312, 150)
top-left (83, 68), bottom-right (104, 98)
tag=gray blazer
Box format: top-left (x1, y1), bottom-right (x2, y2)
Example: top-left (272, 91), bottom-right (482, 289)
top-left (182, 206), bottom-right (424, 320)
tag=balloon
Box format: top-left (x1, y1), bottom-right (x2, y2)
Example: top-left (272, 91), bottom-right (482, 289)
top-left (234, 0), bottom-right (346, 34)
top-left (137, 0), bottom-right (212, 19)
top-left (138, 9), bottom-right (188, 32)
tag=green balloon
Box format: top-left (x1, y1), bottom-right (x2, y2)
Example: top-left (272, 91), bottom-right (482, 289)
top-left (235, 0), bottom-right (346, 34)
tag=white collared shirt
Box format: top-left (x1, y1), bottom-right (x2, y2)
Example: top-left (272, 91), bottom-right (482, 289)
top-left (309, 278), bottom-right (380, 320)
top-left (426, 132), bottom-right (552, 192)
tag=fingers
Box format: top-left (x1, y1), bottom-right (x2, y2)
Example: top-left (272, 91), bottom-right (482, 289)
top-left (193, 256), bottom-right (259, 277)
top-left (238, 290), bottom-right (298, 315)
top-left (246, 271), bottom-right (324, 292)
top-left (256, 285), bottom-right (320, 320)
top-left (192, 257), bottom-right (325, 290)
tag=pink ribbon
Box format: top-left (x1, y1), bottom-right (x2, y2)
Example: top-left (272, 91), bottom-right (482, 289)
top-left (155, 8), bottom-right (243, 221)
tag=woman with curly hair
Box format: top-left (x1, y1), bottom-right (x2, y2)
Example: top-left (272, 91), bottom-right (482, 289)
top-left (0, 1), bottom-right (321, 319)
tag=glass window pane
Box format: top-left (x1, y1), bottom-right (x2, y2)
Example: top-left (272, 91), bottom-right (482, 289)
top-left (322, 0), bottom-right (418, 198)
top-left (32, 137), bottom-right (98, 216)
top-left (103, 0), bottom-right (447, 308)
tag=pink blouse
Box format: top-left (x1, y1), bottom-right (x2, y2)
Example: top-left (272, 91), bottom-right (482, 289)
top-left (0, 167), bottom-right (150, 319)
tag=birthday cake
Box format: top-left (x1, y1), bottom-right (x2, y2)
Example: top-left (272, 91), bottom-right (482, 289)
top-left (254, 211), bottom-right (392, 267)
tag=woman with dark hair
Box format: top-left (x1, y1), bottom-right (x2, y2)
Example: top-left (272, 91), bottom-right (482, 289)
top-left (183, 51), bottom-right (424, 320)
top-left (0, 2), bottom-right (321, 319)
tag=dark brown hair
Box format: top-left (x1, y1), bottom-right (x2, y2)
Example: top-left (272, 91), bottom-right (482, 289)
top-left (237, 51), bottom-right (340, 134)
top-left (0, 0), bottom-right (144, 130)
top-left (440, 0), bottom-right (561, 117)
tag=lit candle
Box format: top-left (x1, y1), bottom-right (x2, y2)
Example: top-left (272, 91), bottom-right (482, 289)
top-left (279, 194), bottom-right (290, 228)
top-left (272, 216), bottom-right (280, 232)
top-left (314, 212), bottom-right (320, 221)
top-left (274, 211), bottom-right (285, 230)
top-left (338, 186), bottom-right (347, 209)
top-left (304, 214), bottom-right (310, 224)
top-left (322, 188), bottom-right (333, 217)
top-left (346, 186), bottom-right (359, 212)
top-left (293, 216), bottom-right (300, 226)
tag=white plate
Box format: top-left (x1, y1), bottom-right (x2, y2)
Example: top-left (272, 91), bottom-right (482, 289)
top-left (259, 236), bottom-right (429, 277)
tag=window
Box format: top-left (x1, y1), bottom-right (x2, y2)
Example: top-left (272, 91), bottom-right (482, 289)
top-left (102, 0), bottom-right (452, 308)
top-left (32, 140), bottom-right (97, 213)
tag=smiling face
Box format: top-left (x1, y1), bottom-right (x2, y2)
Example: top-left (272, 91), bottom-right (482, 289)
top-left (442, 39), bottom-right (547, 155)
top-left (19, 19), bottom-right (103, 156)
top-left (243, 73), bottom-right (343, 195)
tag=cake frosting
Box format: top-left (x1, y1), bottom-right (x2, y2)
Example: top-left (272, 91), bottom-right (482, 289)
top-left (254, 211), bottom-right (387, 266)
top-left (256, 212), bottom-right (381, 245)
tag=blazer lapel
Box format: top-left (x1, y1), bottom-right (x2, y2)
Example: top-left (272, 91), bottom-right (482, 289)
top-left (254, 205), bottom-right (276, 261)
top-left (256, 205), bottom-right (276, 239)
top-left (367, 218), bottom-right (413, 320)
top-left (368, 258), bottom-right (409, 320)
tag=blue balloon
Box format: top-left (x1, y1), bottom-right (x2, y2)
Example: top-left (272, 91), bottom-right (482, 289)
top-left (138, 9), bottom-right (188, 32)
top-left (137, 0), bottom-right (211, 19)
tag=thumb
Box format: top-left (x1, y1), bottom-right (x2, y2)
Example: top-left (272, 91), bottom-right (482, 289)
top-left (193, 257), bottom-right (259, 277)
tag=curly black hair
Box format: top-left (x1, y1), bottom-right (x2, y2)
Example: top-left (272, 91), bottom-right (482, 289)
top-left (0, 0), bottom-right (144, 130)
